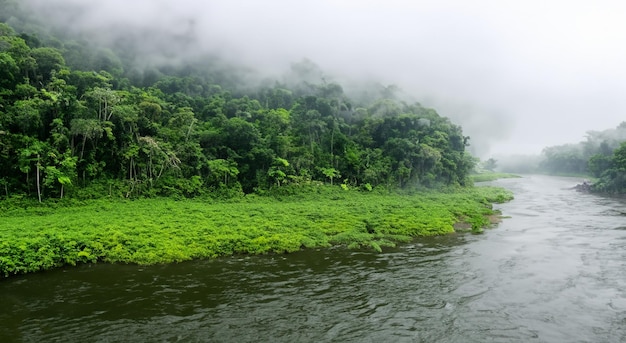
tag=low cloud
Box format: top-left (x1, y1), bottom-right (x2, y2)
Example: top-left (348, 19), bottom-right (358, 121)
top-left (17, 0), bottom-right (626, 157)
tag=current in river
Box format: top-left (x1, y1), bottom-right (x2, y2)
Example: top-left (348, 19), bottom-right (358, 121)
top-left (1, 175), bottom-right (625, 342)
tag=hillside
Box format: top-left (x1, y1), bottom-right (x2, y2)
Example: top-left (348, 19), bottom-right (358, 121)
top-left (0, 10), bottom-right (475, 200)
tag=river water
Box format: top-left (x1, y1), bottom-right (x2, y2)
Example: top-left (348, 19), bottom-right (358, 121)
top-left (1, 175), bottom-right (625, 342)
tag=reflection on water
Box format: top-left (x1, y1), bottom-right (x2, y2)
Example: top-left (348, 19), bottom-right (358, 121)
top-left (1, 175), bottom-right (625, 342)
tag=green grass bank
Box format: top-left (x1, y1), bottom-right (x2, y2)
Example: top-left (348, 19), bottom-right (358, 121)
top-left (470, 173), bottom-right (522, 183)
top-left (0, 186), bottom-right (513, 277)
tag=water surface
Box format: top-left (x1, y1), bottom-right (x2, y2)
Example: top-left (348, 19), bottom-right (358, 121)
top-left (1, 175), bottom-right (625, 342)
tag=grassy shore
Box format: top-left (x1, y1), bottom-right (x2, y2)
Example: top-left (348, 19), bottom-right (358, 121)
top-left (0, 186), bottom-right (513, 277)
top-left (470, 173), bottom-right (522, 183)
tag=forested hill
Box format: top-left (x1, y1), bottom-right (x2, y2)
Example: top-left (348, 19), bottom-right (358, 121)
top-left (0, 15), bottom-right (475, 201)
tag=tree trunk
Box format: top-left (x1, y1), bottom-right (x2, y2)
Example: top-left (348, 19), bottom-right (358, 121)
top-left (186, 120), bottom-right (195, 142)
top-left (80, 135), bottom-right (87, 160)
top-left (36, 155), bottom-right (41, 203)
top-left (330, 126), bottom-right (334, 168)
top-left (129, 159), bottom-right (132, 180)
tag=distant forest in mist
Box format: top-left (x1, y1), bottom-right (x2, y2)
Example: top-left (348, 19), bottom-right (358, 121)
top-left (496, 122), bottom-right (626, 193)
top-left (0, 1), bottom-right (479, 201)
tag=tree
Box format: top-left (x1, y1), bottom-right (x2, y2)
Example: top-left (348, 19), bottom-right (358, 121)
top-left (70, 118), bottom-right (103, 160)
top-left (86, 87), bottom-right (120, 121)
top-left (613, 142), bottom-right (626, 171)
top-left (319, 167), bottom-right (341, 185)
top-left (268, 157), bottom-right (292, 187)
top-left (138, 136), bottom-right (180, 185)
top-left (482, 158), bottom-right (497, 172)
top-left (207, 159), bottom-right (239, 186)
top-left (18, 139), bottom-right (46, 202)
top-left (540, 144), bottom-right (587, 174)
top-left (30, 47), bottom-right (65, 85)
top-left (8, 98), bottom-right (44, 137)
top-left (0, 52), bottom-right (19, 89)
top-left (588, 154), bottom-right (612, 178)
top-left (43, 151), bottom-right (76, 198)
top-left (592, 142), bottom-right (626, 193)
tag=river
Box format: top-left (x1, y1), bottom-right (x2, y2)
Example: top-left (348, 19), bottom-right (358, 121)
top-left (1, 175), bottom-right (625, 342)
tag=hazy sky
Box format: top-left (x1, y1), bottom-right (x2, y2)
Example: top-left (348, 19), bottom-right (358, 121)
top-left (22, 0), bottom-right (626, 157)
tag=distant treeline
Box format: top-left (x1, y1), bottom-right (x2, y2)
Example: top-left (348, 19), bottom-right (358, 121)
top-left (0, 14), bottom-right (476, 201)
top-left (498, 122), bottom-right (626, 193)
top-left (539, 122), bottom-right (626, 193)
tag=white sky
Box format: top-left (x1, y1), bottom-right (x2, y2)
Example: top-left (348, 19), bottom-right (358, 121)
top-left (23, 0), bottom-right (626, 157)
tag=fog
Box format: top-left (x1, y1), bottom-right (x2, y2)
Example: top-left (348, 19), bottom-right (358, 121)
top-left (19, 0), bottom-right (626, 157)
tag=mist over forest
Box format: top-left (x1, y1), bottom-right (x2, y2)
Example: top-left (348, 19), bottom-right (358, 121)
top-left (496, 122), bottom-right (626, 169)
top-left (1, 0), bottom-right (487, 201)
top-left (3, 0), bottom-right (532, 157)
top-left (7, 0), bottom-right (626, 158)
top-left (2, 0), bottom-right (626, 198)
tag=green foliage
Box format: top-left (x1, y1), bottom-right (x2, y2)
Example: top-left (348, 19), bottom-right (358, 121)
top-left (318, 167), bottom-right (341, 185)
top-left (470, 173), bottom-right (521, 183)
top-left (588, 154), bottom-right (612, 178)
top-left (0, 16), bottom-right (480, 200)
top-left (591, 141), bottom-right (626, 193)
top-left (538, 122), bottom-right (626, 182)
top-left (0, 186), bottom-right (512, 277)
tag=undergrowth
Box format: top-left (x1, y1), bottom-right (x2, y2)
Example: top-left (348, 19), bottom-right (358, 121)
top-left (0, 185), bottom-right (513, 277)
top-left (470, 173), bottom-right (522, 183)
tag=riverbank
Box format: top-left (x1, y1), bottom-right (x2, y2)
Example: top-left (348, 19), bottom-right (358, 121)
top-left (470, 172), bottom-right (522, 183)
top-left (0, 186), bottom-right (513, 277)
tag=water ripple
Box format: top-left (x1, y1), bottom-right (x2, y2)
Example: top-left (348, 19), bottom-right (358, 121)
top-left (2, 176), bottom-right (626, 342)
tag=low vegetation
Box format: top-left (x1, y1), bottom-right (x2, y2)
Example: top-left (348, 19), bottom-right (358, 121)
top-left (0, 186), bottom-right (512, 277)
top-left (470, 173), bottom-right (521, 183)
